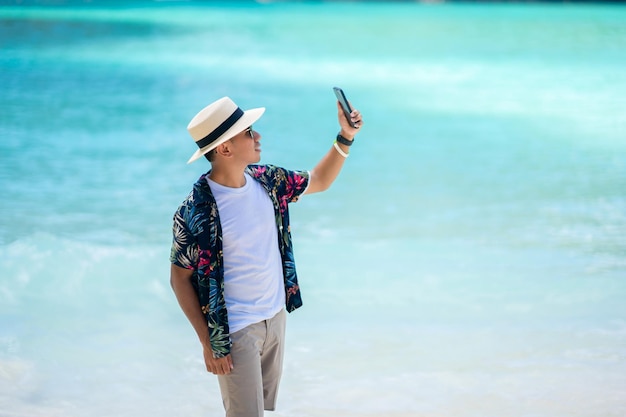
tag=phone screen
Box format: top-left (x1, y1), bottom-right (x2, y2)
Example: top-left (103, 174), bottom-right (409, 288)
top-left (333, 87), bottom-right (357, 128)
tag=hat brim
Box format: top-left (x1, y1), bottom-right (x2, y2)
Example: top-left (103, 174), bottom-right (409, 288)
top-left (187, 107), bottom-right (266, 164)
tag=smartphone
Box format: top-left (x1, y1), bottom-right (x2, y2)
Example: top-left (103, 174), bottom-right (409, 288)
top-left (333, 87), bottom-right (357, 128)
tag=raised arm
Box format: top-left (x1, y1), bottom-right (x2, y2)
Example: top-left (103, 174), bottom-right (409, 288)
top-left (304, 101), bottom-right (363, 194)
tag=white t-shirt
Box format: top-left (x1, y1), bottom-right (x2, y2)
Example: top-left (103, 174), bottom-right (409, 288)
top-left (206, 173), bottom-right (285, 333)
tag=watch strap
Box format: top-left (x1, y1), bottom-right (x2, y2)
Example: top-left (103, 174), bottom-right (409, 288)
top-left (336, 133), bottom-right (354, 147)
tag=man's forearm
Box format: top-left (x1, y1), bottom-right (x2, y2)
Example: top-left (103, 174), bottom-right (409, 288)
top-left (170, 264), bottom-right (211, 347)
top-left (305, 129), bottom-right (354, 194)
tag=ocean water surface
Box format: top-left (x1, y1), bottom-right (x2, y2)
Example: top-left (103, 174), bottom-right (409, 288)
top-left (1, 2), bottom-right (625, 416)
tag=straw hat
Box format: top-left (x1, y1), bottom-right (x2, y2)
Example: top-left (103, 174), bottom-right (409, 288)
top-left (186, 97), bottom-right (265, 164)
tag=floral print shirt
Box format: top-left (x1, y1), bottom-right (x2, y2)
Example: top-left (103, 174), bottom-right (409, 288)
top-left (170, 164), bottom-right (310, 357)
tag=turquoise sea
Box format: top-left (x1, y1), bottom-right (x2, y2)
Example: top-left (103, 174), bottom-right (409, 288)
top-left (1, 2), bottom-right (625, 416)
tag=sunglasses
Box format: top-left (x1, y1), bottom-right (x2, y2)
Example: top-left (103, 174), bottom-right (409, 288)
top-left (245, 126), bottom-right (254, 140)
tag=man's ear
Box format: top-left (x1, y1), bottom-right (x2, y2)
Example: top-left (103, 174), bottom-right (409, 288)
top-left (215, 141), bottom-right (232, 157)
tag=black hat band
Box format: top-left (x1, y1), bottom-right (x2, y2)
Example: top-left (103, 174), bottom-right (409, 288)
top-left (195, 107), bottom-right (244, 149)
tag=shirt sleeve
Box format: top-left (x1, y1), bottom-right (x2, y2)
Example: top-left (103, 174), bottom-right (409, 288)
top-left (170, 205), bottom-right (198, 270)
top-left (281, 168), bottom-right (310, 203)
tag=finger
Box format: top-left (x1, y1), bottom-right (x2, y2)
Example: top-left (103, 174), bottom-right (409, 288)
top-left (205, 355), bottom-right (215, 373)
top-left (207, 357), bottom-right (221, 374)
top-left (218, 360), bottom-right (231, 375)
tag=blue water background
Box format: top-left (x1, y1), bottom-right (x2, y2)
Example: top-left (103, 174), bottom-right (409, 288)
top-left (1, 2), bottom-right (625, 416)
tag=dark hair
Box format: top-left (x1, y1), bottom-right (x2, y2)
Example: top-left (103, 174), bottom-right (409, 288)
top-left (204, 149), bottom-right (216, 162)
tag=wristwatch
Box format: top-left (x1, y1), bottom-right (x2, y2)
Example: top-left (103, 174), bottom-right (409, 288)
top-left (336, 133), bottom-right (354, 147)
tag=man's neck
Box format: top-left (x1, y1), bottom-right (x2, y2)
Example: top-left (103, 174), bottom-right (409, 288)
top-left (208, 163), bottom-right (247, 188)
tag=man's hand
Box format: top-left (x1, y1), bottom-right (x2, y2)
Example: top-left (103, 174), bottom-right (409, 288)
top-left (203, 345), bottom-right (233, 375)
top-left (337, 101), bottom-right (363, 140)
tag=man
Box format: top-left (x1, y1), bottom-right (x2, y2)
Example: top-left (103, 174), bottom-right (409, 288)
top-left (169, 95), bottom-right (363, 417)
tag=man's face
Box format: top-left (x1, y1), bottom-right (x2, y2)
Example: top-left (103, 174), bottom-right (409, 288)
top-left (229, 126), bottom-right (261, 164)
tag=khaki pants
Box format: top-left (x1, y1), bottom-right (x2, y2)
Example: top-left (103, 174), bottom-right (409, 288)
top-left (217, 309), bottom-right (286, 417)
